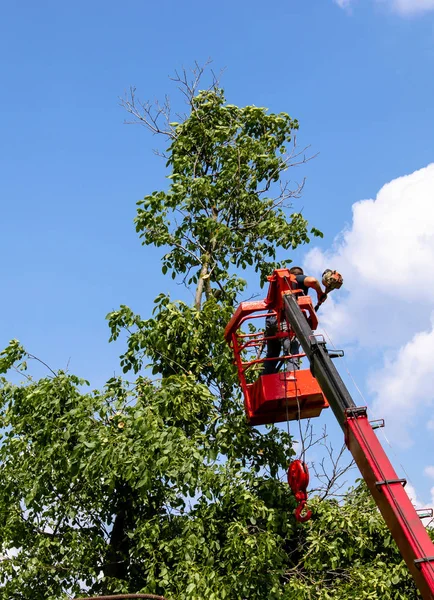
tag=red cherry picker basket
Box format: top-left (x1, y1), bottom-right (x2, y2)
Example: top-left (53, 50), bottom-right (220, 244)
top-left (224, 269), bottom-right (329, 426)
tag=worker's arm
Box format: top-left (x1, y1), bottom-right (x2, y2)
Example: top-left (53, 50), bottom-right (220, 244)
top-left (303, 276), bottom-right (327, 303)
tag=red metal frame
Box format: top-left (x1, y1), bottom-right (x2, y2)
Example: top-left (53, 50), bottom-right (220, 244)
top-left (224, 269), bottom-right (318, 343)
top-left (224, 269), bottom-right (328, 426)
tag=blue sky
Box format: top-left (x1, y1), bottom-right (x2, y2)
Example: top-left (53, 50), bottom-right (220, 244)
top-left (1, 1), bottom-right (434, 506)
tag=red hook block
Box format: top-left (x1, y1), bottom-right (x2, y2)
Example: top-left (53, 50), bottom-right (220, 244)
top-left (287, 459), bottom-right (312, 523)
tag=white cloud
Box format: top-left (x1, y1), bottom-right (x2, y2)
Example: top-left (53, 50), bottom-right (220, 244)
top-left (334, 0), bottom-right (352, 7)
top-left (305, 163), bottom-right (434, 346)
top-left (405, 481), bottom-right (434, 527)
top-left (389, 0), bottom-right (434, 15)
top-left (424, 465), bottom-right (434, 478)
top-left (334, 0), bottom-right (434, 15)
top-left (406, 483), bottom-right (421, 505)
top-left (405, 483), bottom-right (434, 526)
top-left (368, 318), bottom-right (434, 446)
top-left (304, 163), bottom-right (434, 445)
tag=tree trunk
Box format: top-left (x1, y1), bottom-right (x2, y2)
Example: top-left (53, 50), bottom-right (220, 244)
top-left (103, 486), bottom-right (133, 590)
top-left (194, 261), bottom-right (209, 310)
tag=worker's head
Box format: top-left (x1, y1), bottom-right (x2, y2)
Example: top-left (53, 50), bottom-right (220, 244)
top-left (289, 266), bottom-right (304, 276)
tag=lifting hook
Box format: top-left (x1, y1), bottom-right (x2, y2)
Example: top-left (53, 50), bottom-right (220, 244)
top-left (287, 459), bottom-right (312, 523)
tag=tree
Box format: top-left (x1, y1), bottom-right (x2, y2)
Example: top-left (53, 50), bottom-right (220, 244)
top-left (121, 63), bottom-right (320, 309)
top-left (0, 65), bottom-right (422, 599)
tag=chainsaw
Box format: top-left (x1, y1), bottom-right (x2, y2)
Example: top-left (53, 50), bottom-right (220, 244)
top-left (314, 269), bottom-right (343, 311)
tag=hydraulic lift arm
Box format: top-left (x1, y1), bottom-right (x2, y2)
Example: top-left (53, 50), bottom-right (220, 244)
top-left (283, 291), bottom-right (434, 600)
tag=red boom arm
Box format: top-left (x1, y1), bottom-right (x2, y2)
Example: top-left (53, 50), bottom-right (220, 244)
top-left (226, 269), bottom-right (434, 599)
top-left (282, 277), bottom-right (434, 600)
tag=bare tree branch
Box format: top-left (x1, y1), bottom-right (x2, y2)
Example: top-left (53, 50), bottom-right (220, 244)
top-left (307, 426), bottom-right (355, 500)
top-left (120, 86), bottom-right (175, 138)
